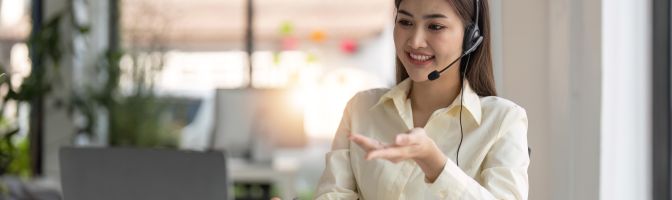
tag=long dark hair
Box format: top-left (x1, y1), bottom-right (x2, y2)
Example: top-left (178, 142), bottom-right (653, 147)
top-left (394, 0), bottom-right (497, 96)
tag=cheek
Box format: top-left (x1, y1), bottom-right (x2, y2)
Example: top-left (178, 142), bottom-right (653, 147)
top-left (393, 30), bottom-right (409, 60)
top-left (393, 28), bottom-right (405, 49)
top-left (433, 34), bottom-right (464, 57)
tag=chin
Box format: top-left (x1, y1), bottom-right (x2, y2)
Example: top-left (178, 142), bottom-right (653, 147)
top-left (406, 70), bottom-right (431, 82)
top-left (400, 60), bottom-right (435, 82)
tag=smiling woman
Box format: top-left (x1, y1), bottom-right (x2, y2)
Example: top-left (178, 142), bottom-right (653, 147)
top-left (314, 0), bottom-right (529, 199)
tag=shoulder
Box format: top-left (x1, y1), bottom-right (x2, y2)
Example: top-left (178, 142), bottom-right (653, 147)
top-left (480, 96), bottom-right (525, 113)
top-left (479, 96), bottom-right (528, 126)
top-left (346, 88), bottom-right (389, 109)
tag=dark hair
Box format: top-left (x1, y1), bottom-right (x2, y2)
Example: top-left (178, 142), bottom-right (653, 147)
top-left (394, 0), bottom-right (497, 96)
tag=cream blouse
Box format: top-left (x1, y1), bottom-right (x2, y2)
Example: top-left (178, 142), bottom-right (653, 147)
top-left (315, 78), bottom-right (529, 199)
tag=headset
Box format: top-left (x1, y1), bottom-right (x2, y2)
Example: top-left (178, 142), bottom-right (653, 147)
top-left (426, 0), bottom-right (483, 167)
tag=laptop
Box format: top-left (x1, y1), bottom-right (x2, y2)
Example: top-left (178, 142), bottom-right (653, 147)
top-left (59, 147), bottom-right (230, 200)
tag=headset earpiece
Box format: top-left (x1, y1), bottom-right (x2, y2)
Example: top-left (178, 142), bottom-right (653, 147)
top-left (462, 0), bottom-right (482, 55)
top-left (463, 24), bottom-right (483, 55)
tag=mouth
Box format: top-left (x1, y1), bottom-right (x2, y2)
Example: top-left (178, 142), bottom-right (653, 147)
top-left (406, 52), bottom-right (435, 66)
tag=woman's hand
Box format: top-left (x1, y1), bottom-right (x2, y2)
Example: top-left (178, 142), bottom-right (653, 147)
top-left (349, 128), bottom-right (448, 182)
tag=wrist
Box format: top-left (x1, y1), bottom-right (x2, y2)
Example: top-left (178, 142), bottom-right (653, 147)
top-left (416, 145), bottom-right (447, 182)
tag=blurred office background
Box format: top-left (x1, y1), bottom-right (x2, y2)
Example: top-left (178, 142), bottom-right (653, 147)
top-left (0, 0), bottom-right (667, 199)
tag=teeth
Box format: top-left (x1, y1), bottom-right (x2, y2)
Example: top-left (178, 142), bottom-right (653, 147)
top-left (410, 53), bottom-right (433, 61)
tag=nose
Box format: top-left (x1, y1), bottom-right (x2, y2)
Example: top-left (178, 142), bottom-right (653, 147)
top-left (407, 28), bottom-right (427, 49)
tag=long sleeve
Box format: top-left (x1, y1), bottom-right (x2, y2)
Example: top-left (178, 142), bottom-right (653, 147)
top-left (314, 95), bottom-right (359, 200)
top-left (425, 106), bottom-right (529, 200)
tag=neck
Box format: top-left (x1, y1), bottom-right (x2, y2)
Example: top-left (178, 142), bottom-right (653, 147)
top-left (410, 72), bottom-right (463, 113)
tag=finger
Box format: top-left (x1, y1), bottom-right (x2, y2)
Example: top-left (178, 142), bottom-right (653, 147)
top-left (366, 146), bottom-right (410, 161)
top-left (367, 148), bottom-right (406, 161)
top-left (349, 133), bottom-right (384, 151)
top-left (395, 133), bottom-right (420, 146)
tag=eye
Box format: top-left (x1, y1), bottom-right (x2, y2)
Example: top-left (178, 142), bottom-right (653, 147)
top-left (397, 19), bottom-right (413, 27)
top-left (428, 24), bottom-right (445, 31)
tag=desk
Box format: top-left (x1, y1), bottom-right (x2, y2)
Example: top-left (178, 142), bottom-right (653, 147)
top-left (228, 159), bottom-right (298, 200)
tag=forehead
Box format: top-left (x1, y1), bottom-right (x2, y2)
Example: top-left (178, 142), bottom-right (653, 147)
top-left (397, 0), bottom-right (458, 17)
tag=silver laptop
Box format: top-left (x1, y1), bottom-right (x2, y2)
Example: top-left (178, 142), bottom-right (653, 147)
top-left (59, 147), bottom-right (230, 200)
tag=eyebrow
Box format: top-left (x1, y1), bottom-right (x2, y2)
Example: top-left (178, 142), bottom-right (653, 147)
top-left (397, 9), bottom-right (448, 19)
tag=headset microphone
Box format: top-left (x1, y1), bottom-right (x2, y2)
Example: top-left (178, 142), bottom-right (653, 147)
top-left (427, 36), bottom-right (482, 81)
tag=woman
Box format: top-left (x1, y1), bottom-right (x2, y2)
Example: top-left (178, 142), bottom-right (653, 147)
top-left (314, 0), bottom-right (529, 199)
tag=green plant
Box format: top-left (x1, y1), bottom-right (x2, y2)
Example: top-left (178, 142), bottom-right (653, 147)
top-left (0, 132), bottom-right (30, 177)
top-left (99, 1), bottom-right (177, 148)
top-left (109, 95), bottom-right (176, 148)
top-left (0, 1), bottom-right (88, 176)
top-left (69, 44), bottom-right (176, 148)
top-left (0, 63), bottom-right (33, 178)
top-left (67, 50), bottom-right (121, 137)
top-left (1, 1), bottom-right (177, 178)
top-left (63, 0), bottom-right (176, 148)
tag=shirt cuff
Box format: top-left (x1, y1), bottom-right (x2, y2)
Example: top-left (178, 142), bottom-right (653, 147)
top-left (425, 159), bottom-right (468, 199)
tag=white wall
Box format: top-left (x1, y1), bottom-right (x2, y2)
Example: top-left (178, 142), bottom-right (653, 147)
top-left (500, 0), bottom-right (603, 199)
top-left (501, 0), bottom-right (654, 199)
top-left (499, 0), bottom-right (551, 199)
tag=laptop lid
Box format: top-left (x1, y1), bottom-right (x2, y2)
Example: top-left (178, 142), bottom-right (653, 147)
top-left (59, 147), bottom-right (229, 200)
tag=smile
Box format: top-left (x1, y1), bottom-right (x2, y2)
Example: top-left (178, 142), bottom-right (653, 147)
top-left (407, 52), bottom-right (435, 65)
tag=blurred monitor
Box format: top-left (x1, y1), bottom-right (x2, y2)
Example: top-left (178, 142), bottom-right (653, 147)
top-left (211, 88), bottom-right (305, 161)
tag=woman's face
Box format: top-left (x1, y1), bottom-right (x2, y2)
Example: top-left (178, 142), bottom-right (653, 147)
top-left (394, 0), bottom-right (465, 82)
